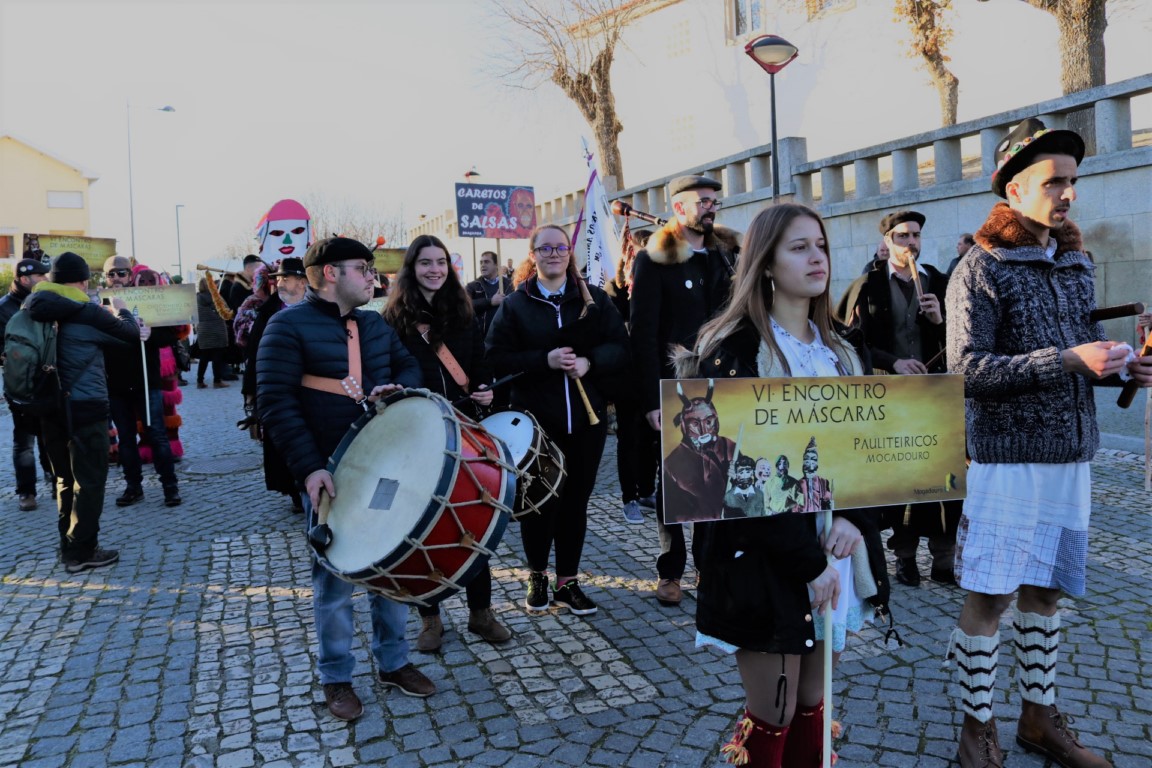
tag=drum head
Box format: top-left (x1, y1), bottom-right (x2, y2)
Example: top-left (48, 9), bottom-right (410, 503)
top-left (480, 411), bottom-right (537, 466)
top-left (323, 395), bottom-right (451, 573)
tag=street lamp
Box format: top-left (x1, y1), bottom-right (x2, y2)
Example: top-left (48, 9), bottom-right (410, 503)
top-left (175, 204), bottom-right (185, 281)
top-left (744, 35), bottom-right (799, 202)
top-left (126, 103), bottom-right (175, 260)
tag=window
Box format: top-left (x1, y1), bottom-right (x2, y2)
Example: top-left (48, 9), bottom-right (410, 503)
top-left (0, 236), bottom-right (12, 260)
top-left (806, 0), bottom-right (855, 21)
top-left (47, 191), bottom-right (84, 209)
top-left (727, 0), bottom-right (762, 41)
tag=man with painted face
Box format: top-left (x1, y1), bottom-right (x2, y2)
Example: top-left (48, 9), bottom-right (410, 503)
top-left (631, 174), bottom-right (739, 606)
top-left (722, 454), bottom-right (762, 519)
top-left (661, 381), bottom-right (736, 525)
top-left (946, 118), bottom-right (1152, 768)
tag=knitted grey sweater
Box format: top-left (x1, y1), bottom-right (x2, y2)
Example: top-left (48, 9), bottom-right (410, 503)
top-left (946, 203), bottom-right (1104, 464)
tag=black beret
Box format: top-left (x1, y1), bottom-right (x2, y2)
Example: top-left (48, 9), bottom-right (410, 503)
top-left (879, 210), bottom-right (926, 236)
top-left (991, 117), bottom-right (1085, 199)
top-left (303, 237), bottom-right (373, 268)
top-left (669, 174), bottom-right (722, 196)
top-left (242, 254), bottom-right (264, 266)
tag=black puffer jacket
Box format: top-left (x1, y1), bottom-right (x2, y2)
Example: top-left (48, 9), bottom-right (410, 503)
top-left (396, 295), bottom-right (492, 421)
top-left (256, 290), bottom-right (422, 482)
top-left (0, 281), bottom-right (32, 336)
top-left (485, 277), bottom-right (629, 439)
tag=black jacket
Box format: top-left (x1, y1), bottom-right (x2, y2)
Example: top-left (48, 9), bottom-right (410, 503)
top-left (256, 290), bottom-right (422, 482)
top-left (0, 281), bottom-right (31, 337)
top-left (396, 295), bottom-right (493, 420)
top-left (629, 221), bottom-right (738, 414)
top-left (105, 325), bottom-right (178, 397)
top-left (243, 294), bottom-right (286, 399)
top-left (838, 261), bottom-right (950, 374)
top-left (25, 286), bottom-right (140, 425)
top-left (485, 277), bottom-right (629, 439)
top-left (465, 276), bottom-right (513, 336)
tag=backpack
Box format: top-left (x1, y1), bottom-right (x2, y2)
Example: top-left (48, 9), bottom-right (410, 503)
top-left (3, 307), bottom-right (61, 416)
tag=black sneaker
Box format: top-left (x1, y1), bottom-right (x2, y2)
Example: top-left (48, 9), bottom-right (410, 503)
top-left (525, 571), bottom-right (550, 613)
top-left (163, 485), bottom-right (182, 507)
top-left (64, 548), bottom-right (119, 574)
top-left (552, 579), bottom-right (597, 615)
top-left (115, 485), bottom-right (144, 507)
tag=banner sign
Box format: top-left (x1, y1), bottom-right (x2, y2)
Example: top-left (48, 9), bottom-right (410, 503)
top-left (454, 183), bottom-right (535, 239)
top-left (98, 284), bottom-right (196, 327)
top-left (573, 138), bottom-right (620, 288)
top-left (659, 375), bottom-right (966, 524)
top-left (25, 234), bottom-right (117, 272)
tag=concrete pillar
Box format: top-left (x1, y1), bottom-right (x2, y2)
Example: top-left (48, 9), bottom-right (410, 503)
top-left (647, 186), bottom-right (664, 216)
top-left (725, 161), bottom-right (747, 195)
top-left (980, 128), bottom-right (1002, 176)
top-left (820, 166), bottom-right (845, 204)
top-left (854, 157), bottom-right (880, 200)
top-left (892, 148), bottom-right (919, 192)
top-left (1095, 98), bottom-right (1132, 154)
top-left (776, 137), bottom-right (808, 196)
top-left (750, 153), bottom-right (772, 191)
top-left (793, 174), bottom-right (812, 204)
top-left (934, 138), bottom-right (963, 184)
top-left (1037, 112), bottom-right (1067, 130)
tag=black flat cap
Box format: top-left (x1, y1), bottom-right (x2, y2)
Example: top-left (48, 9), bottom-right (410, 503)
top-left (303, 237), bottom-right (373, 268)
top-left (669, 174), bottom-right (722, 196)
top-left (879, 210), bottom-right (926, 235)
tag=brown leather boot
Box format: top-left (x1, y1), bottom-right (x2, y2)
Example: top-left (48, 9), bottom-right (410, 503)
top-left (1016, 701), bottom-right (1111, 768)
top-left (957, 715), bottom-right (1004, 768)
top-left (415, 614), bottom-right (444, 653)
top-left (467, 608), bottom-right (512, 643)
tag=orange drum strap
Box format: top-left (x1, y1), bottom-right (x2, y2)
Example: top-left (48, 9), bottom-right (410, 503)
top-left (416, 323), bottom-right (470, 390)
top-left (301, 318), bottom-right (366, 403)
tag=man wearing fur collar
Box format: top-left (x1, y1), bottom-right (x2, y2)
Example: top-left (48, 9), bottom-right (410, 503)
top-left (630, 174), bottom-right (739, 606)
top-left (945, 118), bottom-right (1152, 768)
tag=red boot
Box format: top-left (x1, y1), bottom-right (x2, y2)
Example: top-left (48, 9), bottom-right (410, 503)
top-left (782, 700), bottom-right (838, 767)
top-left (721, 708), bottom-right (790, 767)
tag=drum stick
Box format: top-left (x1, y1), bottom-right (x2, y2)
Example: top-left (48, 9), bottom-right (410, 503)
top-left (1089, 302), bottom-right (1144, 323)
top-left (575, 378), bottom-right (600, 425)
top-left (1117, 333), bottom-right (1152, 408)
top-left (450, 372), bottom-right (523, 408)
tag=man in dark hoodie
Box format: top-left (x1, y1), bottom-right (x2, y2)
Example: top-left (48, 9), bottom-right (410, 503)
top-left (0, 255), bottom-right (53, 510)
top-left (27, 252), bottom-right (140, 574)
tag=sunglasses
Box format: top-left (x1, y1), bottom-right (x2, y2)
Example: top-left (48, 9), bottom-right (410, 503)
top-left (108, 269), bottom-right (131, 277)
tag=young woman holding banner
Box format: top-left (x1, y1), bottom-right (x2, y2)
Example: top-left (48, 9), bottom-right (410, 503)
top-left (673, 203), bottom-right (890, 767)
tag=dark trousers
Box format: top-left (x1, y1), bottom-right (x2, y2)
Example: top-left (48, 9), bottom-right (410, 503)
top-left (418, 565), bottom-right (492, 616)
top-left (41, 415), bottom-right (111, 559)
top-left (109, 390), bottom-right (177, 488)
top-left (520, 423), bottom-right (607, 577)
top-left (196, 348), bottom-right (226, 383)
top-left (10, 409), bottom-right (51, 495)
top-left (614, 398), bottom-right (658, 504)
top-left (655, 478), bottom-right (703, 580)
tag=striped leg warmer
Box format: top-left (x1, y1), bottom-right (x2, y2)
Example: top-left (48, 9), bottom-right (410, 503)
top-left (1014, 609), bottom-right (1059, 706)
top-left (947, 628), bottom-right (999, 723)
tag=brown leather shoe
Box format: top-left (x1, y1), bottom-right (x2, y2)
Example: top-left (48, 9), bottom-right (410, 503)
top-left (322, 682), bottom-right (363, 721)
top-left (468, 608), bottom-right (512, 643)
top-left (655, 578), bottom-right (682, 605)
top-left (957, 715), bottom-right (1004, 768)
top-left (1016, 701), bottom-right (1111, 768)
top-left (415, 614), bottom-right (444, 653)
top-left (378, 663), bottom-right (436, 698)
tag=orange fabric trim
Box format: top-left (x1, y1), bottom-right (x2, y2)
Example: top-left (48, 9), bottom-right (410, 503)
top-left (301, 318), bottom-right (366, 402)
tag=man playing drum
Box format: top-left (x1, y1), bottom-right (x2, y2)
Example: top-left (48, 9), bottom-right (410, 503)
top-left (257, 237), bottom-right (434, 722)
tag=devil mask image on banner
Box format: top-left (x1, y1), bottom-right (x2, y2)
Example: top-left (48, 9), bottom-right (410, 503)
top-left (257, 199), bottom-right (312, 262)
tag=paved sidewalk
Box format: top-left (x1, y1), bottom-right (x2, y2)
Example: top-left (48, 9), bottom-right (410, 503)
top-left (0, 383), bottom-right (1149, 767)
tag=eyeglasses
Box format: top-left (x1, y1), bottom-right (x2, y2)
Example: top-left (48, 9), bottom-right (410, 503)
top-left (335, 263), bottom-right (376, 277)
top-left (108, 269), bottom-right (131, 277)
top-left (532, 245), bottom-right (571, 257)
top-left (693, 198), bottom-right (722, 210)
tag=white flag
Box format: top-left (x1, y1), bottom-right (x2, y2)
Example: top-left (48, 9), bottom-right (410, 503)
top-left (573, 138), bottom-right (621, 289)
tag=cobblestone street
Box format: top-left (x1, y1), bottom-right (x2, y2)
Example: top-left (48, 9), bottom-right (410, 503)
top-left (1, 383), bottom-right (1149, 767)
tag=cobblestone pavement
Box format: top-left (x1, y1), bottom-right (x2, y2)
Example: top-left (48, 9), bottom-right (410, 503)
top-left (1, 383), bottom-right (1149, 767)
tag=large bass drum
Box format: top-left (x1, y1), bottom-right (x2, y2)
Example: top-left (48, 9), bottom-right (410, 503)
top-left (313, 389), bottom-right (516, 605)
top-left (479, 410), bottom-right (566, 519)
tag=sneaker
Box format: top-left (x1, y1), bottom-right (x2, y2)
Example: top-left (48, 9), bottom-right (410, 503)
top-left (163, 485), bottom-right (182, 507)
top-left (18, 494), bottom-right (37, 511)
top-left (322, 682), bottom-right (363, 721)
top-left (552, 579), bottom-right (597, 615)
top-left (622, 500), bottom-right (644, 524)
top-left (378, 663), bottom-right (436, 698)
top-left (637, 495), bottom-right (657, 509)
top-left (525, 571), bottom-right (550, 613)
top-left (64, 548), bottom-right (120, 574)
top-left (115, 484), bottom-right (144, 507)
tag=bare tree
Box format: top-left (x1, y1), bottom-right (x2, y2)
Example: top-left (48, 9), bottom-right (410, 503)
top-left (302, 192), bottom-right (407, 250)
top-left (894, 0), bottom-right (959, 126)
top-left (492, 0), bottom-right (648, 191)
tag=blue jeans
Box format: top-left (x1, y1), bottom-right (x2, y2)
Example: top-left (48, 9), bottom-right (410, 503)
top-left (305, 496), bottom-right (409, 684)
top-left (109, 390), bottom-right (177, 487)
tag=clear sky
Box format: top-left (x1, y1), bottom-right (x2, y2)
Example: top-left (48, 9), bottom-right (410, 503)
top-left (0, 0), bottom-right (587, 275)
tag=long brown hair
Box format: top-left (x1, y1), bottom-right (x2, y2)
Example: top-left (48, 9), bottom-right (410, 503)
top-left (694, 203), bottom-right (849, 374)
top-left (384, 234), bottom-right (472, 345)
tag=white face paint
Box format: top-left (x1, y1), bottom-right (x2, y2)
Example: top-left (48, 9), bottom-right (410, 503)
top-left (260, 219), bottom-right (310, 261)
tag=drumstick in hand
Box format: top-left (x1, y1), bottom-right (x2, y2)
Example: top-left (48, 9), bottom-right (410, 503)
top-left (574, 379), bottom-right (600, 425)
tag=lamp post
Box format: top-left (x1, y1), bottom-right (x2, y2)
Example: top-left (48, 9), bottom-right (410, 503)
top-left (744, 35), bottom-right (799, 203)
top-left (126, 103), bottom-right (175, 260)
top-left (175, 204), bottom-right (185, 281)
